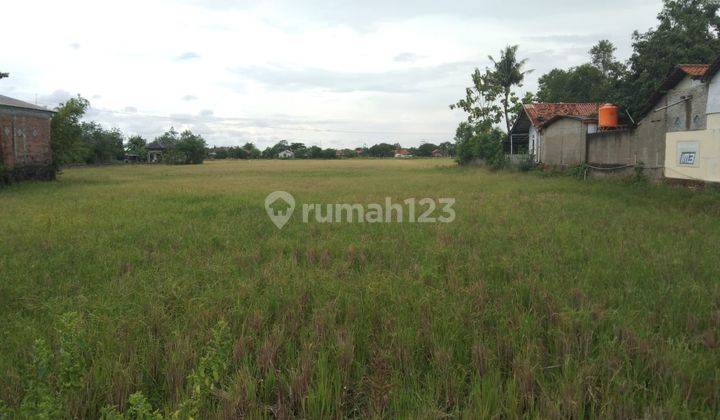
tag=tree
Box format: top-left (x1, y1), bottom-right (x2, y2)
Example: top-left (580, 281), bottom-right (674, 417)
top-left (416, 143), bottom-right (439, 157)
top-left (454, 123), bottom-right (506, 167)
top-left (126, 135), bottom-right (148, 161)
top-left (536, 64), bottom-right (608, 103)
top-left (488, 45), bottom-right (533, 134)
top-left (51, 96), bottom-right (90, 166)
top-left (81, 123), bottom-right (124, 163)
top-left (450, 68), bottom-right (502, 132)
top-left (368, 143), bottom-right (396, 158)
top-left (623, 0), bottom-right (720, 116)
top-left (590, 40), bottom-right (619, 77)
top-left (0, 72), bottom-right (8, 79)
top-left (176, 130), bottom-right (207, 164)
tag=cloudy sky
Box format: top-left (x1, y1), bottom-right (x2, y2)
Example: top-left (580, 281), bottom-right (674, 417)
top-left (1, 0), bottom-right (662, 148)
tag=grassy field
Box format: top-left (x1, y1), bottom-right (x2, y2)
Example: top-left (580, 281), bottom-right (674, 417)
top-left (1, 159), bottom-right (719, 418)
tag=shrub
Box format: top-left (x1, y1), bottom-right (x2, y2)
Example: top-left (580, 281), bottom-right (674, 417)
top-left (454, 123), bottom-right (506, 168)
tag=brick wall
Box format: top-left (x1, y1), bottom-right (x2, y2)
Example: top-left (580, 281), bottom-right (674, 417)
top-left (0, 109), bottom-right (53, 170)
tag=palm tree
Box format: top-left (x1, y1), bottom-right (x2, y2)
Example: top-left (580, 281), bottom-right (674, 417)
top-left (488, 45), bottom-right (533, 135)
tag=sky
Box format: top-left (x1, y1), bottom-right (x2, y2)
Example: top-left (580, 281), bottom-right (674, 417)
top-left (1, 0), bottom-right (663, 149)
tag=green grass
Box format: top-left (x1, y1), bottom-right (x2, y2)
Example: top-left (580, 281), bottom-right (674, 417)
top-left (1, 159), bottom-right (719, 418)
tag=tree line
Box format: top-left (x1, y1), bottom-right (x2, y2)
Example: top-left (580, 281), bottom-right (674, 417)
top-left (51, 96), bottom-right (209, 166)
top-left (453, 0), bottom-right (720, 165)
top-left (50, 96), bottom-right (454, 167)
top-left (208, 140), bottom-right (455, 160)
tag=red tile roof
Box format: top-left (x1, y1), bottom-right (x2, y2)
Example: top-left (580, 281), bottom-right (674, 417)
top-left (678, 64), bottom-right (709, 77)
top-left (523, 103), bottom-right (600, 128)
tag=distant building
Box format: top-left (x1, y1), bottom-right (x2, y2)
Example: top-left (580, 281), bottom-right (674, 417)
top-left (354, 147), bottom-right (365, 156)
top-left (0, 95), bottom-right (55, 182)
top-left (431, 149), bottom-right (445, 158)
top-left (146, 140), bottom-right (167, 163)
top-left (394, 149), bottom-right (412, 158)
top-left (278, 149), bottom-right (295, 159)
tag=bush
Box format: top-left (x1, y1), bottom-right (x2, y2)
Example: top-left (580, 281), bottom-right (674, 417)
top-left (454, 123), bottom-right (506, 168)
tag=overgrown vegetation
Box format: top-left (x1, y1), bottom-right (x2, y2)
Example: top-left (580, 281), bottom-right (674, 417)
top-left (1, 159), bottom-right (719, 417)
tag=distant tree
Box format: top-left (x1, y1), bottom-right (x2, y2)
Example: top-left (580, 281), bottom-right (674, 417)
top-left (488, 45), bottom-right (533, 134)
top-left (416, 143), bottom-right (438, 157)
top-left (290, 142), bottom-right (308, 158)
top-left (307, 145), bottom-right (323, 159)
top-left (176, 130), bottom-right (207, 164)
top-left (368, 143), bottom-right (396, 158)
top-left (51, 95), bottom-right (90, 166)
top-left (0, 72), bottom-right (8, 79)
top-left (81, 123), bottom-right (124, 163)
top-left (243, 143), bottom-right (261, 159)
top-left (126, 135), bottom-right (148, 161)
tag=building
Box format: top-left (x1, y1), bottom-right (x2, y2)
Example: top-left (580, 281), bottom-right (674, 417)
top-left (394, 149), bottom-right (412, 158)
top-left (0, 94), bottom-right (55, 182)
top-left (587, 64), bottom-right (710, 179)
top-left (432, 149), bottom-right (445, 158)
top-left (664, 58), bottom-right (720, 183)
top-left (278, 149), bottom-right (295, 159)
top-left (509, 103), bottom-right (600, 165)
top-left (146, 140), bottom-right (167, 163)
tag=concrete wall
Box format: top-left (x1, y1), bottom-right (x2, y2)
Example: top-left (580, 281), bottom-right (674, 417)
top-left (666, 77), bottom-right (709, 132)
top-left (585, 79), bottom-right (686, 179)
top-left (665, 129), bottom-right (720, 182)
top-left (707, 72), bottom-right (720, 129)
top-left (0, 108), bottom-right (53, 170)
top-left (538, 118), bottom-right (586, 166)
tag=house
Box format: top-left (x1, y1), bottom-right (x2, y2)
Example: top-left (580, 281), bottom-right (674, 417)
top-left (395, 149), bottom-right (412, 158)
top-left (664, 57), bottom-right (720, 183)
top-left (0, 94), bottom-right (55, 181)
top-left (278, 149), bottom-right (295, 159)
top-left (432, 149), bottom-right (445, 158)
top-left (354, 147), bottom-right (365, 156)
top-left (146, 140), bottom-right (167, 163)
top-left (509, 103), bottom-right (600, 165)
top-left (587, 64), bottom-right (710, 179)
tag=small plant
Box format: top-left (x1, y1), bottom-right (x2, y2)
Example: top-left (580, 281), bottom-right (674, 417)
top-left (566, 163), bottom-right (588, 179)
top-left (177, 320), bottom-right (232, 418)
top-left (629, 163), bottom-right (647, 185)
top-left (101, 392), bottom-right (164, 420)
top-left (19, 339), bottom-right (61, 419)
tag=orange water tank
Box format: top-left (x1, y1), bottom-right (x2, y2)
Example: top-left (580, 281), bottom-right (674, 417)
top-left (599, 104), bottom-right (619, 129)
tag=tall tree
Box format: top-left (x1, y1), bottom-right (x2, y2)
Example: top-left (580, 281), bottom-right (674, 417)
top-left (50, 96), bottom-right (90, 166)
top-left (488, 45), bottom-right (533, 134)
top-left (590, 40), bottom-right (618, 77)
top-left (450, 68), bottom-right (502, 132)
top-left (624, 0), bottom-right (720, 115)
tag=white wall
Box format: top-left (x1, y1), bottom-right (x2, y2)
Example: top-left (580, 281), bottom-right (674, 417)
top-left (707, 71), bottom-right (720, 129)
top-left (529, 126), bottom-right (539, 162)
